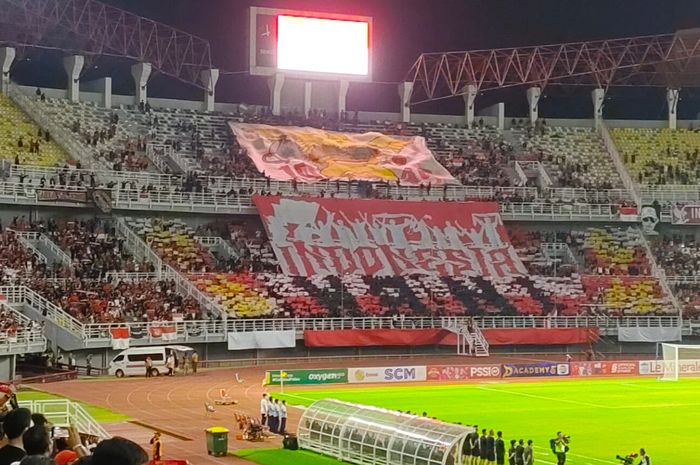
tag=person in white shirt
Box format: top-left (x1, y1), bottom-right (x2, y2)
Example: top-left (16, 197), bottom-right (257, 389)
top-left (278, 399), bottom-right (287, 434)
top-left (267, 396), bottom-right (278, 433)
top-left (260, 393), bottom-right (269, 426)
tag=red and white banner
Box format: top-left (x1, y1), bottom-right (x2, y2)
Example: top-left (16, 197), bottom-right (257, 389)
top-left (570, 361), bottom-right (639, 377)
top-left (427, 364), bottom-right (502, 381)
top-left (254, 196), bottom-right (526, 277)
top-left (230, 123), bottom-right (456, 185)
top-left (150, 326), bottom-right (177, 341)
top-left (671, 204), bottom-right (700, 224)
top-left (110, 327), bottom-right (130, 349)
top-left (619, 207), bottom-right (638, 222)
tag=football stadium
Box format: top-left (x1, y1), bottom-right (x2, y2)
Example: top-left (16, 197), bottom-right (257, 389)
top-left (0, 1), bottom-right (698, 465)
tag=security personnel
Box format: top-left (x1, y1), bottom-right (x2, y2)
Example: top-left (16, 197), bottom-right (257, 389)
top-left (150, 432), bottom-right (163, 461)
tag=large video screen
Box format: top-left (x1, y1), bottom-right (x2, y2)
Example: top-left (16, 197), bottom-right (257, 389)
top-left (276, 15), bottom-right (369, 76)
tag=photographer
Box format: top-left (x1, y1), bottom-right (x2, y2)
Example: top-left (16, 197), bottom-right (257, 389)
top-left (553, 432), bottom-right (569, 465)
top-left (638, 449), bottom-right (650, 465)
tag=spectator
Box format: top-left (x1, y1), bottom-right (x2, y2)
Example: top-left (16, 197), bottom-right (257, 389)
top-left (22, 425), bottom-right (51, 456)
top-left (52, 451), bottom-right (77, 465)
top-left (0, 408), bottom-right (32, 465)
top-left (90, 438), bottom-right (147, 465)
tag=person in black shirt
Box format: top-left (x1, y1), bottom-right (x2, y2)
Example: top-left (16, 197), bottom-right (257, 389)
top-left (495, 431), bottom-right (506, 465)
top-left (0, 408), bottom-right (32, 465)
top-left (462, 429), bottom-right (473, 463)
top-left (515, 439), bottom-right (525, 465)
top-left (508, 440), bottom-right (517, 465)
top-left (486, 430), bottom-right (496, 465)
top-left (470, 426), bottom-right (480, 465)
top-left (479, 429), bottom-right (488, 465)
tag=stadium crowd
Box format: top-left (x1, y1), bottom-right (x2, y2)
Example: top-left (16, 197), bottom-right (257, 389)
top-left (0, 406), bottom-right (149, 465)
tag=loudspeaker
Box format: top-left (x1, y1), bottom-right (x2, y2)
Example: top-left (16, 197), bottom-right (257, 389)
top-left (282, 434), bottom-right (299, 450)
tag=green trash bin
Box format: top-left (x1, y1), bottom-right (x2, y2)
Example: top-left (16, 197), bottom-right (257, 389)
top-left (205, 426), bottom-right (229, 456)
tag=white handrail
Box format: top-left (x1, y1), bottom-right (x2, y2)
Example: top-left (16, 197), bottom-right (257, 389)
top-left (599, 123), bottom-right (640, 207)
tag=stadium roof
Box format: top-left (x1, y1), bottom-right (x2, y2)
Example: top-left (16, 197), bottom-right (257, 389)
top-left (406, 28), bottom-right (700, 105)
top-left (0, 0), bottom-right (213, 90)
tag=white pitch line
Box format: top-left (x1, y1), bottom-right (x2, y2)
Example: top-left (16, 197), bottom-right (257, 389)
top-left (534, 445), bottom-right (619, 465)
top-left (277, 392), bottom-right (318, 403)
top-left (476, 385), bottom-right (610, 409)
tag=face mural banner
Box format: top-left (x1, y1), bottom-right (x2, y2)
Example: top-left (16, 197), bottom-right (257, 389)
top-left (230, 123), bottom-right (456, 185)
top-left (253, 195), bottom-right (527, 277)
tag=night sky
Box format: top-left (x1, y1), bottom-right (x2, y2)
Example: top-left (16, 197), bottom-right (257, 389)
top-left (10, 0), bottom-right (700, 119)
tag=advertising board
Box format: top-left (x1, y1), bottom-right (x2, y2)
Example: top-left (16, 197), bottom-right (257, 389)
top-left (348, 366), bottom-right (427, 384)
top-left (264, 368), bottom-right (348, 385)
top-left (570, 361), bottom-right (639, 377)
top-left (426, 364), bottom-right (502, 381)
top-left (638, 359), bottom-right (700, 376)
top-left (502, 362), bottom-right (570, 378)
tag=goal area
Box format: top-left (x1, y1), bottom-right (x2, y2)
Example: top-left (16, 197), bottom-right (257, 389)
top-left (658, 343), bottom-right (700, 381)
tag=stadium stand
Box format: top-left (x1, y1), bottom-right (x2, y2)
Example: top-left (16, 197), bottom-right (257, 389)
top-left (127, 217), bottom-right (219, 272)
top-left (611, 127), bottom-right (700, 185)
top-left (38, 98), bottom-right (152, 171)
top-left (0, 94), bottom-right (67, 167)
top-left (513, 125), bottom-right (622, 189)
top-left (30, 277), bottom-right (204, 323)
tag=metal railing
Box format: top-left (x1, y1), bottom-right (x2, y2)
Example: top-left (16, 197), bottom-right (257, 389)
top-left (500, 202), bottom-right (622, 220)
top-left (8, 87), bottom-right (101, 171)
top-left (78, 315), bottom-right (684, 342)
top-left (38, 234), bottom-right (73, 269)
top-left (115, 218), bottom-right (223, 318)
top-left (599, 123), bottom-right (641, 207)
top-left (17, 399), bottom-right (109, 440)
top-left (1, 286), bottom-right (84, 336)
top-left (0, 303), bottom-right (46, 354)
top-left (195, 236), bottom-right (240, 260)
top-left (638, 232), bottom-right (681, 315)
top-left (145, 143), bottom-right (171, 173)
top-left (112, 189), bottom-right (254, 213)
top-left (103, 271), bottom-right (162, 282)
top-left (639, 185), bottom-right (700, 203)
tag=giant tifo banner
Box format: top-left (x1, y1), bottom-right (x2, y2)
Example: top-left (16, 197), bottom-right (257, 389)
top-left (229, 123), bottom-right (456, 185)
top-left (253, 196), bottom-right (526, 277)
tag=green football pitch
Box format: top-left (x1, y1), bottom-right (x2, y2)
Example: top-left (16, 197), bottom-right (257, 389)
top-left (270, 377), bottom-right (700, 465)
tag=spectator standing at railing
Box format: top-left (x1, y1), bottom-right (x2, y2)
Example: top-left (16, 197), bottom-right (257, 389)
top-left (191, 351), bottom-right (199, 374)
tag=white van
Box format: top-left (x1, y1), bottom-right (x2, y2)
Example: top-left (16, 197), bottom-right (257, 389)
top-left (108, 345), bottom-right (194, 378)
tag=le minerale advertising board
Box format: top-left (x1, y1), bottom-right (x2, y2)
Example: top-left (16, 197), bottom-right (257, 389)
top-left (264, 368), bottom-right (348, 385)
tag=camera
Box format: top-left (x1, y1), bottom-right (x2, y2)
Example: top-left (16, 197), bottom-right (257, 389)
top-left (615, 453), bottom-right (638, 465)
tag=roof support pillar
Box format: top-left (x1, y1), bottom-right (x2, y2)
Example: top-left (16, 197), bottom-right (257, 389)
top-left (63, 55), bottom-right (84, 102)
top-left (0, 47), bottom-right (15, 95)
top-left (591, 88), bottom-right (605, 129)
top-left (131, 62), bottom-right (152, 105)
top-left (398, 81), bottom-right (413, 123)
top-left (267, 73), bottom-right (285, 116)
top-left (463, 84), bottom-right (478, 126)
top-left (200, 68), bottom-right (219, 112)
top-left (526, 86), bottom-right (541, 125)
top-left (667, 88), bottom-right (679, 130)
